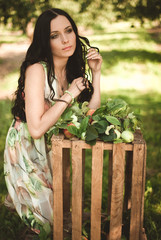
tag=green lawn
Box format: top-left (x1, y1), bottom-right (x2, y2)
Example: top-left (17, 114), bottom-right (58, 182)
top-left (0, 22), bottom-right (161, 239)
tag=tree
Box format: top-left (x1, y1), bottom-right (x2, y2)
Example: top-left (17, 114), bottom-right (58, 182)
top-left (0, 0), bottom-right (160, 32)
top-left (112, 0), bottom-right (161, 24)
top-left (0, 0), bottom-right (51, 32)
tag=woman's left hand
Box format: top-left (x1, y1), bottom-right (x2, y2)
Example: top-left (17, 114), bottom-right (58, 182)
top-left (86, 48), bottom-right (102, 73)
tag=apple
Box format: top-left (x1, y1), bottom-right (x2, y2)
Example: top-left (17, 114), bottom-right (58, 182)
top-left (86, 109), bottom-right (96, 123)
top-left (82, 237), bottom-right (88, 240)
top-left (63, 123), bottom-right (75, 139)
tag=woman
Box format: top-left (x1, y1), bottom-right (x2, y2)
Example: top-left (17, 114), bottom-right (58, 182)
top-left (4, 8), bottom-right (102, 235)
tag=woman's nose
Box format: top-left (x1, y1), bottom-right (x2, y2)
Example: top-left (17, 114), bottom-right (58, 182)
top-left (61, 34), bottom-right (69, 44)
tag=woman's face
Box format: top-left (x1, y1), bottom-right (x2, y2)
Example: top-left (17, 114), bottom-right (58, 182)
top-left (50, 15), bottom-right (76, 59)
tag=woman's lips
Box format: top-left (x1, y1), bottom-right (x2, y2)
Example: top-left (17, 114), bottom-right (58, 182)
top-left (62, 46), bottom-right (72, 51)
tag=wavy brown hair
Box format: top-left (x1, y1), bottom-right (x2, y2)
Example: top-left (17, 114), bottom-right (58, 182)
top-left (11, 8), bottom-right (99, 122)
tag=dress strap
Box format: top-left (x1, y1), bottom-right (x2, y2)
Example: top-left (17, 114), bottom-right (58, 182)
top-left (39, 61), bottom-right (58, 101)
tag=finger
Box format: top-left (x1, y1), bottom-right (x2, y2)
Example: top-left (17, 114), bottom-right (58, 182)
top-left (87, 47), bottom-right (97, 52)
top-left (88, 55), bottom-right (102, 60)
top-left (87, 53), bottom-right (101, 60)
top-left (74, 77), bottom-right (83, 82)
top-left (86, 51), bottom-right (100, 59)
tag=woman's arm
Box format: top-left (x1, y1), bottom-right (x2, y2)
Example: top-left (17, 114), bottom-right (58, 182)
top-left (86, 48), bottom-right (102, 109)
top-left (25, 63), bottom-right (85, 139)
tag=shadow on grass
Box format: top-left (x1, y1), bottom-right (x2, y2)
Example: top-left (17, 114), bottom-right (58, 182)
top-left (101, 49), bottom-right (161, 74)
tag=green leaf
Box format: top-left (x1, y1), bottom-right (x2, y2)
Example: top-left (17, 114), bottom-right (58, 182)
top-left (57, 123), bottom-right (68, 129)
top-left (85, 139), bottom-right (96, 146)
top-left (105, 116), bottom-right (121, 126)
top-left (123, 118), bottom-right (130, 130)
top-left (86, 125), bottom-right (98, 141)
top-left (106, 99), bottom-right (128, 116)
top-left (92, 114), bottom-right (101, 121)
top-left (92, 105), bottom-right (106, 116)
top-left (131, 117), bottom-right (138, 131)
top-left (99, 129), bottom-right (117, 142)
top-left (61, 109), bottom-right (73, 121)
top-left (93, 120), bottom-right (109, 134)
top-left (67, 125), bottom-right (79, 137)
top-left (79, 117), bottom-right (89, 134)
top-left (70, 102), bottom-right (83, 116)
top-left (51, 127), bottom-right (59, 135)
top-left (114, 139), bottom-right (123, 143)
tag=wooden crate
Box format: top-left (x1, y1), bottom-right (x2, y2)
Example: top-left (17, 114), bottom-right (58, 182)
top-left (51, 131), bottom-right (147, 240)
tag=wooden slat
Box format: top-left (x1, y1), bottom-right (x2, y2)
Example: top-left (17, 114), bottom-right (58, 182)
top-left (140, 144), bottom-right (147, 239)
top-left (63, 148), bottom-right (70, 212)
top-left (91, 142), bottom-right (104, 240)
top-left (109, 143), bottom-right (125, 240)
top-left (130, 143), bottom-right (145, 240)
top-left (72, 141), bottom-right (83, 240)
top-left (82, 149), bottom-right (85, 212)
top-left (124, 151), bottom-right (133, 211)
top-left (107, 151), bottom-right (113, 216)
top-left (60, 140), bottom-right (133, 151)
top-left (52, 140), bottom-right (63, 240)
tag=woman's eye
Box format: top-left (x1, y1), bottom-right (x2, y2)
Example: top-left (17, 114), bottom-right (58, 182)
top-left (66, 28), bottom-right (73, 33)
top-left (50, 34), bottom-right (58, 39)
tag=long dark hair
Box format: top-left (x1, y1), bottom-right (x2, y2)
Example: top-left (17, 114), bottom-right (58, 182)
top-left (11, 8), bottom-right (99, 122)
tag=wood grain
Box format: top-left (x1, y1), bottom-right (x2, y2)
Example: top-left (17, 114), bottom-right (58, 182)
top-left (109, 143), bottom-right (125, 240)
top-left (72, 141), bottom-right (82, 240)
top-left (91, 142), bottom-right (104, 240)
top-left (52, 140), bottom-right (63, 240)
top-left (130, 144), bottom-right (145, 240)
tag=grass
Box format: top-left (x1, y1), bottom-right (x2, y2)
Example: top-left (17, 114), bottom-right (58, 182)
top-left (87, 22), bottom-right (161, 93)
top-left (0, 21), bottom-right (161, 239)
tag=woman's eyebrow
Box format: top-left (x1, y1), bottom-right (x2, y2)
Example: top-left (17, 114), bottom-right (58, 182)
top-left (50, 25), bottom-right (72, 34)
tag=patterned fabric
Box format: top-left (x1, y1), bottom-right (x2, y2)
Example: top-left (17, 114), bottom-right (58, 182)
top-left (4, 62), bottom-right (56, 235)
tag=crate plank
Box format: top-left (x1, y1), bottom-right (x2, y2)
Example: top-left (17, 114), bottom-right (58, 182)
top-left (82, 149), bottom-right (85, 212)
top-left (58, 139), bottom-right (133, 151)
top-left (91, 142), bottom-right (104, 240)
top-left (52, 140), bottom-right (63, 240)
top-left (109, 143), bottom-right (125, 240)
top-left (140, 144), bottom-right (147, 239)
top-left (72, 141), bottom-right (83, 240)
top-left (130, 144), bottom-right (145, 240)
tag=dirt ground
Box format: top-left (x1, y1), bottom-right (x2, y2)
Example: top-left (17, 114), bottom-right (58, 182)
top-left (0, 40), bottom-right (30, 99)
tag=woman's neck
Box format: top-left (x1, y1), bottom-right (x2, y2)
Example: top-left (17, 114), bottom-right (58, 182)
top-left (53, 57), bottom-right (68, 78)
top-left (53, 56), bottom-right (68, 97)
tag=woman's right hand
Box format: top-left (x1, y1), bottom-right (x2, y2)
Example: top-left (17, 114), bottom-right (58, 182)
top-left (67, 77), bottom-right (87, 99)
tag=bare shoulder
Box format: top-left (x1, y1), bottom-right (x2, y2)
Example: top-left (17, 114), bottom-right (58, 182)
top-left (26, 62), bottom-right (45, 76)
top-left (25, 63), bottom-right (46, 94)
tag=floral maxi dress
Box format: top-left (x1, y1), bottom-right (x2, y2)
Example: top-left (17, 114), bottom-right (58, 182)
top-left (4, 62), bottom-right (57, 234)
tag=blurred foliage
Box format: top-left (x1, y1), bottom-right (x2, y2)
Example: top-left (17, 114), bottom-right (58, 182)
top-left (112, 0), bottom-right (161, 24)
top-left (0, 0), bottom-right (161, 33)
top-left (0, 0), bottom-right (52, 32)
